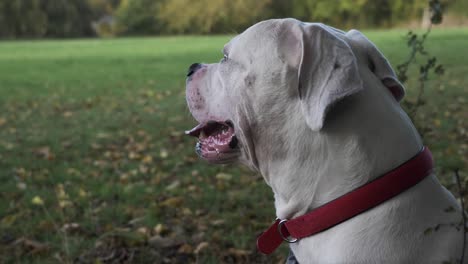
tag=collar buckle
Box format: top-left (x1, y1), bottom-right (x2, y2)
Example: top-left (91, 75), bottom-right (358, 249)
top-left (277, 219), bottom-right (299, 243)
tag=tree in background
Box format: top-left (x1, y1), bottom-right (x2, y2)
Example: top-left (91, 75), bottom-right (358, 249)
top-left (114, 0), bottom-right (162, 36)
top-left (289, 0), bottom-right (427, 28)
top-left (226, 0), bottom-right (273, 32)
top-left (157, 0), bottom-right (271, 34)
top-left (0, 0), bottom-right (100, 38)
top-left (0, 0), bottom-right (47, 38)
top-left (40, 0), bottom-right (95, 38)
top-left (0, 0), bottom-right (464, 38)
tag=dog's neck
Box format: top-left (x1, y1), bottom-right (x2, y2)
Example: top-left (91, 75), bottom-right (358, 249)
top-left (253, 83), bottom-right (423, 220)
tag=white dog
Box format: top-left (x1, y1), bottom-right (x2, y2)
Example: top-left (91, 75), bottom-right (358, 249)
top-left (185, 18), bottom-right (465, 263)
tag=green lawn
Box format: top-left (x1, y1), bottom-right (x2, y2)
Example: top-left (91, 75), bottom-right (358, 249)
top-left (0, 28), bottom-right (467, 263)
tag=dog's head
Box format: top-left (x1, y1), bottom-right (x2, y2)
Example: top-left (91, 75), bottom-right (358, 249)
top-left (185, 19), bottom-right (404, 169)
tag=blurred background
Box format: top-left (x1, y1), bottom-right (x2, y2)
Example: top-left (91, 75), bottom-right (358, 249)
top-left (1, 0), bottom-right (468, 38)
top-left (0, 0), bottom-right (467, 263)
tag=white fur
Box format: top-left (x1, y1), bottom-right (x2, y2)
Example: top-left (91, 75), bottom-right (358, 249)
top-left (186, 19), bottom-right (466, 263)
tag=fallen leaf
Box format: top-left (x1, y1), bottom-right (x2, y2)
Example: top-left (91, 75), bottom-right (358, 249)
top-left (194, 242), bottom-right (209, 254)
top-left (211, 219), bottom-right (225, 226)
top-left (34, 147), bottom-right (55, 160)
top-left (160, 149), bottom-right (168, 159)
top-left (38, 220), bottom-right (55, 232)
top-left (153, 224), bottom-right (167, 235)
top-left (139, 164), bottom-right (149, 174)
top-left (78, 188), bottom-right (88, 198)
top-left (59, 200), bottom-right (72, 208)
top-left (216, 173), bottom-right (232, 181)
top-left (128, 151), bottom-right (140, 160)
top-left (137, 227), bottom-right (150, 236)
top-left (165, 180), bottom-right (180, 191)
top-left (17, 182), bottom-right (27, 190)
top-left (142, 155), bottom-right (153, 164)
top-left (2, 142), bottom-right (14, 150)
top-left (223, 248), bottom-right (251, 261)
top-left (178, 243), bottom-right (193, 254)
top-left (12, 237), bottom-right (49, 255)
top-left (15, 168), bottom-right (31, 178)
top-left (96, 132), bottom-right (111, 139)
top-left (181, 208), bottom-right (192, 216)
top-left (31, 196), bottom-right (44, 206)
top-left (160, 197), bottom-right (184, 207)
top-left (128, 217), bottom-right (145, 226)
top-left (61, 223), bottom-right (81, 233)
top-left (1, 213), bottom-right (20, 226)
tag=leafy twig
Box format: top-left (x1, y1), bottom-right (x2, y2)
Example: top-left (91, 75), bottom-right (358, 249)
top-left (397, 0), bottom-right (445, 120)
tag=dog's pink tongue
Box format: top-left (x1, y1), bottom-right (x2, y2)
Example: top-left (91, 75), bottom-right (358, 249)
top-left (202, 128), bottom-right (233, 151)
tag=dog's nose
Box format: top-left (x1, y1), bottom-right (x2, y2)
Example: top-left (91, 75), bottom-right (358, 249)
top-left (187, 63), bottom-right (201, 77)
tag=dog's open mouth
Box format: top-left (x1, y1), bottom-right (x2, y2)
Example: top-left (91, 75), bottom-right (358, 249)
top-left (186, 120), bottom-right (239, 163)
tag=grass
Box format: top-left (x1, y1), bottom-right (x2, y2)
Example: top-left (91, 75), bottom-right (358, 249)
top-left (0, 28), bottom-right (467, 263)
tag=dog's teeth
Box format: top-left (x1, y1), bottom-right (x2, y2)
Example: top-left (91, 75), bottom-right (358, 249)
top-left (200, 130), bottom-right (206, 139)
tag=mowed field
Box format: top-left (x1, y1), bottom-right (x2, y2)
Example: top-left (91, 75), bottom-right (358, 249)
top-left (0, 28), bottom-right (467, 263)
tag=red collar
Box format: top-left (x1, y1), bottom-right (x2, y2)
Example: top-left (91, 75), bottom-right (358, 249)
top-left (257, 147), bottom-right (433, 254)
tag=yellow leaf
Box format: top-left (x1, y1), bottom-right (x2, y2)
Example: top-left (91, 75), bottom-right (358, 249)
top-left (79, 188), bottom-right (88, 198)
top-left (1, 213), bottom-right (19, 226)
top-left (227, 248), bottom-right (251, 257)
top-left (142, 155), bottom-right (153, 164)
top-left (56, 184), bottom-right (69, 200)
top-left (216, 173), bottom-right (232, 181)
top-left (153, 223), bottom-right (166, 235)
top-left (182, 207), bottom-right (192, 216)
top-left (160, 197), bottom-right (183, 207)
top-left (128, 151), bottom-right (140, 160)
top-left (32, 196), bottom-right (44, 206)
top-left (160, 149), bottom-right (168, 159)
top-left (59, 200), bottom-right (72, 208)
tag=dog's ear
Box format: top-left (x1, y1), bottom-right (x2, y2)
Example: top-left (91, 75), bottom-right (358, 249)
top-left (346, 29), bottom-right (405, 102)
top-left (279, 21), bottom-right (363, 131)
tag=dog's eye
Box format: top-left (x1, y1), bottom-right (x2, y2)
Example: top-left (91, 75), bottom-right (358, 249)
top-left (221, 54), bottom-right (228, 63)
